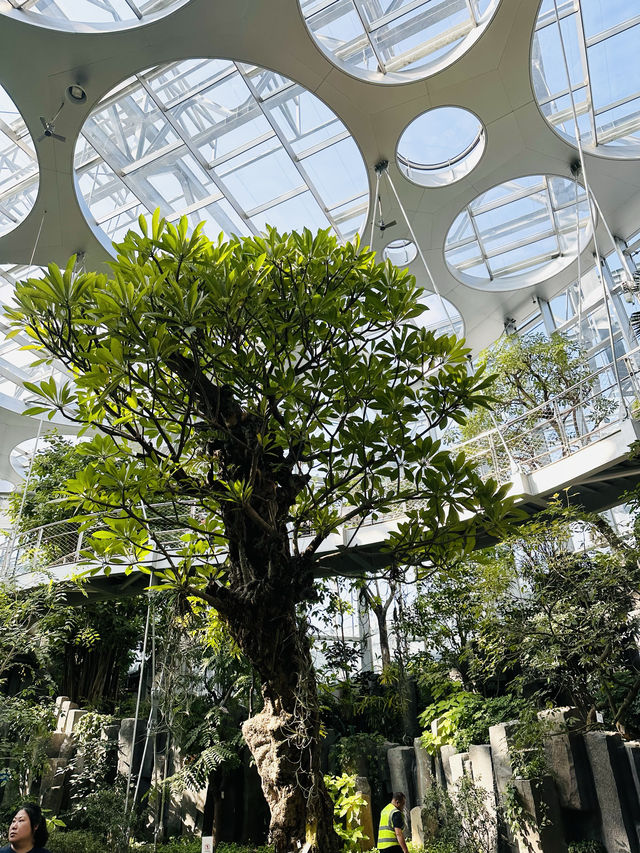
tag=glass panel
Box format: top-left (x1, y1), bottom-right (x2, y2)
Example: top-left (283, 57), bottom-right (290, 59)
top-left (533, 2), bottom-right (640, 155)
top-left (383, 239), bottom-right (418, 266)
top-left (2, 0), bottom-right (189, 26)
top-left (75, 59), bottom-right (368, 245)
top-left (0, 85), bottom-right (38, 238)
top-left (252, 191), bottom-right (330, 235)
top-left (588, 23), bottom-right (640, 112)
top-left (581, 0), bottom-right (633, 39)
top-left (301, 0), bottom-right (501, 80)
top-left (445, 176), bottom-right (591, 288)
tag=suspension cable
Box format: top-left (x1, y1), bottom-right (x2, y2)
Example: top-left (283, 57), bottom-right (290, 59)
top-left (376, 161), bottom-right (458, 336)
top-left (551, 0), bottom-right (627, 415)
top-left (125, 573), bottom-right (154, 836)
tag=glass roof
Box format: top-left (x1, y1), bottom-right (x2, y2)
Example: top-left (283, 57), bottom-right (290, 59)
top-left (1, 0), bottom-right (187, 27)
top-left (74, 59), bottom-right (369, 245)
top-left (397, 107), bottom-right (485, 187)
top-left (299, 0), bottom-right (501, 83)
top-left (0, 87), bottom-right (38, 240)
top-left (444, 175), bottom-right (592, 289)
top-left (532, 0), bottom-right (640, 156)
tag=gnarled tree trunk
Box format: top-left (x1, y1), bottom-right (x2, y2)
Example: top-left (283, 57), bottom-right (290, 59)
top-left (216, 588), bottom-right (340, 853)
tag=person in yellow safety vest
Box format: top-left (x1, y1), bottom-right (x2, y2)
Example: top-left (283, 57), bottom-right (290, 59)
top-left (377, 792), bottom-right (408, 853)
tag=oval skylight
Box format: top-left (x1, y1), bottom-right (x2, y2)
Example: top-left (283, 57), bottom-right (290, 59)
top-left (0, 86), bottom-right (39, 239)
top-left (532, 0), bottom-right (640, 156)
top-left (383, 238), bottom-right (417, 266)
top-left (299, 0), bottom-right (502, 83)
top-left (74, 59), bottom-right (369, 245)
top-left (397, 107), bottom-right (485, 187)
top-left (444, 175), bottom-right (592, 290)
top-left (0, 0), bottom-right (188, 29)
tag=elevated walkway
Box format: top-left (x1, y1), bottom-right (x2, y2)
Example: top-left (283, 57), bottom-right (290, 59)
top-left (3, 350), bottom-right (640, 598)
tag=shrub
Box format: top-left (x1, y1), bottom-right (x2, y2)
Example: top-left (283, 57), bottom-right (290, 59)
top-left (419, 692), bottom-right (530, 754)
top-left (48, 829), bottom-right (110, 853)
top-left (324, 773), bottom-right (370, 853)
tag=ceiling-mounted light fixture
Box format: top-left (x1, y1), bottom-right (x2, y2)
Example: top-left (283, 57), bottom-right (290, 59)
top-left (66, 84), bottom-right (87, 105)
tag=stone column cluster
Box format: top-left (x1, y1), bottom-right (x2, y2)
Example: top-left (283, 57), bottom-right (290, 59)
top-left (353, 708), bottom-right (640, 853)
top-left (32, 696), bottom-right (208, 834)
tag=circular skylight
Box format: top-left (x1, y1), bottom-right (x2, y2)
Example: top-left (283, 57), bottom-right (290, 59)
top-left (532, 0), bottom-right (640, 156)
top-left (383, 238), bottom-right (417, 266)
top-left (74, 59), bottom-right (369, 245)
top-left (0, 0), bottom-right (188, 29)
top-left (445, 175), bottom-right (592, 290)
top-left (0, 86), bottom-right (39, 239)
top-left (397, 107), bottom-right (485, 187)
top-left (421, 292), bottom-right (464, 336)
top-left (299, 0), bottom-right (502, 83)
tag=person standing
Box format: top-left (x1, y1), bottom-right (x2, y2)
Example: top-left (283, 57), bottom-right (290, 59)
top-left (377, 791), bottom-right (409, 853)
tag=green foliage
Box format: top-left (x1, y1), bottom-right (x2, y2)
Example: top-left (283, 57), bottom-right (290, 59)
top-left (462, 331), bottom-right (610, 435)
top-left (7, 217), bottom-right (519, 851)
top-left (0, 696), bottom-right (55, 795)
top-left (7, 433), bottom-right (87, 531)
top-left (501, 779), bottom-right (551, 842)
top-left (48, 829), bottom-right (112, 853)
top-left (422, 780), bottom-right (495, 853)
top-left (403, 548), bottom-right (514, 695)
top-left (49, 833), bottom-right (276, 853)
top-left (331, 732), bottom-right (386, 801)
top-left (419, 690), bottom-right (530, 755)
top-left (64, 712), bottom-right (118, 816)
top-left (62, 786), bottom-right (130, 849)
top-left (506, 708), bottom-right (549, 780)
top-left (567, 842), bottom-right (606, 853)
top-left (319, 669), bottom-right (406, 740)
top-left (0, 580), bottom-right (67, 693)
top-left (7, 219), bottom-right (516, 592)
top-left (163, 705), bottom-right (243, 793)
top-left (47, 597), bottom-right (145, 709)
top-left (478, 501), bottom-right (640, 728)
top-left (457, 332), bottom-right (614, 473)
top-left (324, 773), bottom-right (370, 852)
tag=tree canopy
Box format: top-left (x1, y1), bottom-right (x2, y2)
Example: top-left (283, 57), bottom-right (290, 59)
top-left (6, 216), bottom-right (516, 852)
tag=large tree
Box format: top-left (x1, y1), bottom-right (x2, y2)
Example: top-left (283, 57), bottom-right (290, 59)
top-left (7, 216), bottom-right (515, 852)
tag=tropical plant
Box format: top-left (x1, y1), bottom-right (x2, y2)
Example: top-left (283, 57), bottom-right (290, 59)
top-left (7, 217), bottom-right (517, 852)
top-left (323, 773), bottom-right (369, 853)
top-left (419, 690), bottom-right (529, 755)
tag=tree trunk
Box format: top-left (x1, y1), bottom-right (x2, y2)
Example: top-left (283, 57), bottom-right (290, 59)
top-left (221, 593), bottom-right (340, 853)
top-left (375, 606), bottom-right (392, 669)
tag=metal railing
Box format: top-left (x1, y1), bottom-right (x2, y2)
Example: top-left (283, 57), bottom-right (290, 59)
top-left (2, 346), bottom-right (640, 576)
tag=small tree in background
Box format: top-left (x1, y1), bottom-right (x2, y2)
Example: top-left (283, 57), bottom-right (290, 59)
top-left (7, 432), bottom-right (84, 531)
top-left (459, 332), bottom-right (614, 471)
top-left (7, 217), bottom-right (516, 852)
